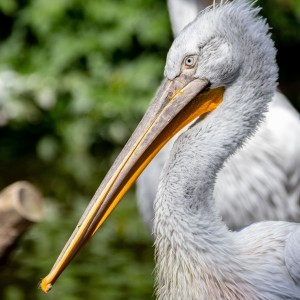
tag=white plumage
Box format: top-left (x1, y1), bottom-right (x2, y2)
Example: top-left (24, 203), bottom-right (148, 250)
top-left (167, 0), bottom-right (205, 37)
top-left (137, 0), bottom-right (300, 231)
top-left (154, 2), bottom-right (300, 298)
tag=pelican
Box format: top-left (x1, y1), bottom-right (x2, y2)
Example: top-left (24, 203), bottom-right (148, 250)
top-left (40, 1), bottom-right (300, 298)
top-left (137, 0), bottom-right (300, 231)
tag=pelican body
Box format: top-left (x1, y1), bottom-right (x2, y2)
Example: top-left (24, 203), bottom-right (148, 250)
top-left (138, 91), bottom-right (300, 231)
top-left (137, 0), bottom-right (300, 232)
top-left (40, 1), bottom-right (300, 299)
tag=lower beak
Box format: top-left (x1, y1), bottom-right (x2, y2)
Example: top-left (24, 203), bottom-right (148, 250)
top-left (40, 76), bottom-right (224, 293)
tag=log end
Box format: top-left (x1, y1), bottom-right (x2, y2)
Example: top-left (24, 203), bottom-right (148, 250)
top-left (0, 181), bottom-right (43, 222)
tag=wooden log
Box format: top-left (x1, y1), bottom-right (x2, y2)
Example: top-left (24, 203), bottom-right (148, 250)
top-left (0, 181), bottom-right (43, 258)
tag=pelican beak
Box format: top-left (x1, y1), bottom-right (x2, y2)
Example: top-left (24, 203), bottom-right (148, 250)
top-left (40, 75), bottom-right (224, 293)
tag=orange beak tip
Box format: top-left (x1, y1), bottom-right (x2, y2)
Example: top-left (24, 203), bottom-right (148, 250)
top-left (40, 277), bottom-right (52, 293)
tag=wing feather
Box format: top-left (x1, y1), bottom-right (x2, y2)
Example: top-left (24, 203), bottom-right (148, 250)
top-left (285, 227), bottom-right (300, 285)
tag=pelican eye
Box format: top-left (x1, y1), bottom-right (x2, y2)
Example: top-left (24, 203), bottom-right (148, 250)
top-left (184, 55), bottom-right (197, 68)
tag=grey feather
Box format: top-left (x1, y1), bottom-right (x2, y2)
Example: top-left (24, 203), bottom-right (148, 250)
top-left (285, 227), bottom-right (300, 285)
top-left (151, 1), bottom-right (300, 298)
top-left (137, 0), bottom-right (300, 232)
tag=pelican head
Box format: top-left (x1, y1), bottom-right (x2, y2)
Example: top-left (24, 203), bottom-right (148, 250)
top-left (166, 0), bottom-right (276, 91)
top-left (165, 11), bottom-right (242, 87)
top-left (40, 0), bottom-right (277, 293)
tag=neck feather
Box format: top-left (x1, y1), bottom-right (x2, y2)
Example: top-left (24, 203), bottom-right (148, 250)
top-left (153, 66), bottom-right (276, 299)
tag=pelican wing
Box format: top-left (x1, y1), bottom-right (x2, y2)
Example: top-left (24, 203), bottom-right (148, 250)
top-left (285, 227), bottom-right (300, 285)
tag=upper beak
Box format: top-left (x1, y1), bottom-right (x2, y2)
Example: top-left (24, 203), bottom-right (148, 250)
top-left (40, 75), bottom-right (224, 293)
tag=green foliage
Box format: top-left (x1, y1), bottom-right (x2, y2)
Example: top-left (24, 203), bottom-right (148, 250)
top-left (257, 0), bottom-right (300, 44)
top-left (0, 0), bottom-right (172, 194)
top-left (0, 193), bottom-right (154, 300)
top-left (0, 0), bottom-right (171, 299)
